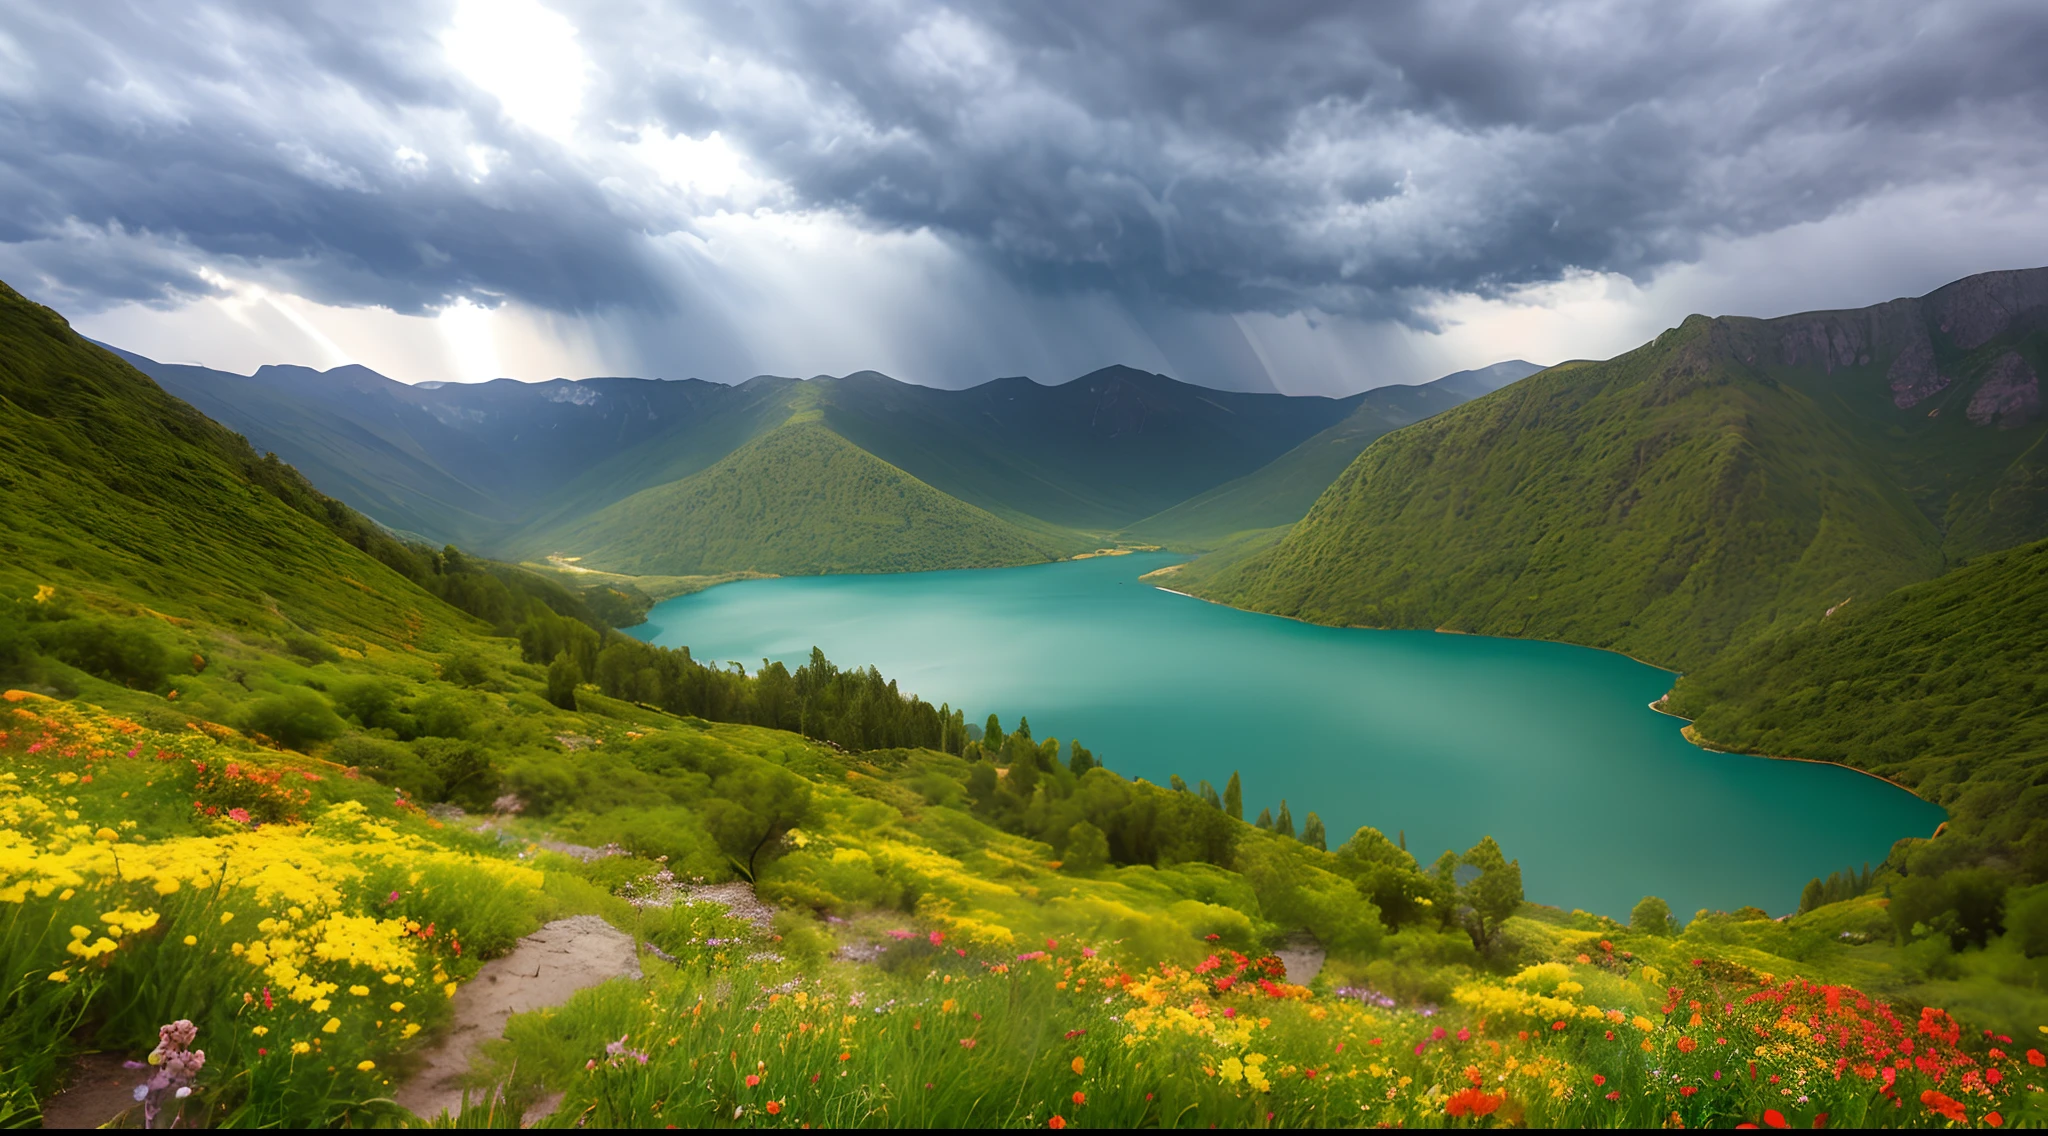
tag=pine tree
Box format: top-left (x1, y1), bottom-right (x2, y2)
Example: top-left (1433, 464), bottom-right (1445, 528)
top-left (1224, 771), bottom-right (1243, 821)
top-left (1255, 807), bottom-right (1273, 830)
top-left (984, 714), bottom-right (1005, 753)
top-left (1197, 780), bottom-right (1222, 809)
top-left (1275, 800), bottom-right (1295, 839)
top-left (1068, 740), bottom-right (1096, 775)
top-left (1170, 774), bottom-right (1190, 793)
top-left (1301, 811), bottom-right (1327, 851)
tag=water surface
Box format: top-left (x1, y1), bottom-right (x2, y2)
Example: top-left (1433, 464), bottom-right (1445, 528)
top-left (631, 553), bottom-right (1941, 920)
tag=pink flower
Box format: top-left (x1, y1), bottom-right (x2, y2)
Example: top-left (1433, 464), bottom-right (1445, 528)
top-left (929, 931), bottom-right (944, 946)
top-left (226, 808), bottom-right (252, 824)
top-left (1081, 947), bottom-right (1096, 959)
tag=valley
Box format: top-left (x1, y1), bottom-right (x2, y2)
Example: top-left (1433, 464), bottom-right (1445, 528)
top-left (3, 268), bottom-right (2045, 1129)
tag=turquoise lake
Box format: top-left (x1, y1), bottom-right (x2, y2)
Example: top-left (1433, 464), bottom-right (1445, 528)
top-left (630, 553), bottom-right (1943, 920)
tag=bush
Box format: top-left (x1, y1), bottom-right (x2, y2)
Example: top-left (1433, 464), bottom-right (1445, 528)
top-left (239, 687), bottom-right (346, 749)
top-left (2005, 885), bottom-right (2048, 957)
top-left (281, 631), bottom-right (340, 665)
top-left (1630, 895), bottom-right (1675, 936)
top-left (411, 738), bottom-right (501, 810)
top-left (34, 618), bottom-right (169, 689)
top-left (440, 652), bottom-right (490, 687)
top-left (1063, 821), bottom-right (1110, 872)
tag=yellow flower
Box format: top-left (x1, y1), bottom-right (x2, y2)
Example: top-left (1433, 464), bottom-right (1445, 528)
top-left (220, 912), bottom-right (235, 925)
top-left (389, 1002), bottom-right (405, 1013)
top-left (153, 878), bottom-right (180, 895)
top-left (401, 1023), bottom-right (422, 1039)
top-left (252, 1026), bottom-right (269, 1036)
top-left (292, 1042), bottom-right (312, 1055)
top-left (1219, 1057), bottom-right (1244, 1084)
top-left (443, 982), bottom-right (458, 998)
top-left (322, 1018), bottom-right (341, 1034)
top-left (95, 828), bottom-right (118, 842)
top-left (183, 935), bottom-right (197, 946)
top-left (356, 1060), bottom-right (375, 1072)
top-left (349, 985), bottom-right (370, 996)
top-left (382, 974), bottom-right (402, 985)
top-left (47, 969), bottom-right (69, 983)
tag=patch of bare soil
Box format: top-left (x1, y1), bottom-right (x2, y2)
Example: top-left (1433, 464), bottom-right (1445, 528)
top-left (393, 915), bottom-right (642, 1124)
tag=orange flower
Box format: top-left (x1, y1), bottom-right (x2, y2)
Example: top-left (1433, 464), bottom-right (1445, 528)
top-left (1070, 1056), bottom-right (1085, 1075)
top-left (1072, 1091), bottom-right (1086, 1106)
top-left (745, 1074), bottom-right (761, 1088)
top-left (2030, 1050), bottom-right (2046, 1067)
top-left (766, 1101), bottom-right (782, 1116)
top-left (1445, 1087), bottom-right (1503, 1119)
top-left (1677, 1036), bottom-right (1697, 1054)
top-left (1048, 1116), bottom-right (1067, 1130)
top-left (1919, 1090), bottom-right (1966, 1124)
top-left (1761, 1109), bottom-right (1788, 1129)
top-left (1986, 1111), bottom-right (2005, 1128)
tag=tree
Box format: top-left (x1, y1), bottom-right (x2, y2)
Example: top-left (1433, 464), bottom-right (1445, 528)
top-left (1197, 780), bottom-right (1222, 810)
top-left (1062, 821), bottom-right (1109, 872)
top-left (1301, 811), bottom-right (1327, 851)
top-left (983, 714), bottom-right (1005, 753)
top-left (1169, 774), bottom-right (1190, 793)
top-left (546, 651), bottom-right (582, 710)
top-left (1068, 740), bottom-right (1096, 775)
top-left (1630, 895), bottom-right (1676, 937)
top-left (701, 766), bottom-right (812, 880)
top-left (1454, 837), bottom-right (1522, 953)
top-left (1254, 807), bottom-right (1273, 830)
top-left (1799, 878), bottom-right (1825, 915)
top-left (1275, 800), bottom-right (1295, 839)
top-left (1223, 771), bottom-right (1243, 821)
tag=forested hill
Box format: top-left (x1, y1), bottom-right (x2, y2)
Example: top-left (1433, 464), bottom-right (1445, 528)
top-left (1190, 267), bottom-right (2048, 672)
top-left (114, 353), bottom-right (1420, 556)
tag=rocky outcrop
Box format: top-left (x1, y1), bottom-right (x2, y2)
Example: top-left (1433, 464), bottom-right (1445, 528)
top-left (1966, 352), bottom-right (2041, 429)
top-left (1930, 268), bottom-right (2048, 351)
top-left (1887, 332), bottom-right (1949, 408)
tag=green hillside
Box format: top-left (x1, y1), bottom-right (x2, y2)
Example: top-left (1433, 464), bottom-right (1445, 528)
top-left (1666, 537), bottom-right (2048, 864)
top-left (1120, 380), bottom-right (1470, 549)
top-left (530, 416), bottom-right (1081, 575)
top-left (1195, 270), bottom-right (2048, 671)
top-left (0, 283), bottom-right (460, 640)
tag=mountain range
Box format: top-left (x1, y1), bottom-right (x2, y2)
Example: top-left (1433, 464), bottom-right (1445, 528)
top-left (107, 346), bottom-right (1538, 575)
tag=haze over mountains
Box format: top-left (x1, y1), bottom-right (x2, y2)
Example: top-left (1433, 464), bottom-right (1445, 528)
top-left (106, 348), bottom-right (1538, 574)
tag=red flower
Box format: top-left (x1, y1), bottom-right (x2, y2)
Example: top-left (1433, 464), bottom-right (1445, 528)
top-left (2030, 1049), bottom-right (2046, 1067)
top-left (1919, 1089), bottom-right (1967, 1124)
top-left (1605, 1091), bottom-right (1620, 1102)
top-left (1762, 1108), bottom-right (1788, 1128)
top-left (766, 1101), bottom-right (782, 1115)
top-left (1072, 1091), bottom-right (1086, 1105)
top-left (1680, 1086), bottom-right (1698, 1097)
top-left (745, 1074), bottom-right (760, 1087)
top-left (1986, 1111), bottom-right (2005, 1128)
top-left (1592, 1074), bottom-right (1606, 1087)
top-left (1048, 1116), bottom-right (1066, 1130)
top-left (1444, 1087), bottom-right (1503, 1118)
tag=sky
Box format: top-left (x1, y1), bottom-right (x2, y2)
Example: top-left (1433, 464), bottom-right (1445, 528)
top-left (3, 1), bottom-right (2047, 395)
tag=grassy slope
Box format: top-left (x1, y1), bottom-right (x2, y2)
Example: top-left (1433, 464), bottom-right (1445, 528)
top-left (1194, 318), bottom-right (1945, 670)
top-left (0, 283), bottom-right (460, 641)
top-left (1121, 381), bottom-right (1469, 550)
top-left (528, 416), bottom-right (1083, 575)
top-left (1667, 538), bottom-right (2048, 822)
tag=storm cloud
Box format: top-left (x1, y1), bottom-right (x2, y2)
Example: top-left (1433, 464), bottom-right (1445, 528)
top-left (3, 0), bottom-right (2046, 388)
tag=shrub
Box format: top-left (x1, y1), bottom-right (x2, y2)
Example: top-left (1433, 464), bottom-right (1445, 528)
top-left (34, 618), bottom-right (170, 689)
top-left (1630, 895), bottom-right (1675, 936)
top-left (239, 687), bottom-right (346, 749)
top-left (281, 631), bottom-right (340, 665)
top-left (1062, 822), bottom-right (1109, 872)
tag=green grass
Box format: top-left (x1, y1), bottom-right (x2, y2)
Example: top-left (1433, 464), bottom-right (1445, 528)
top-left (524, 416), bottom-right (1085, 576)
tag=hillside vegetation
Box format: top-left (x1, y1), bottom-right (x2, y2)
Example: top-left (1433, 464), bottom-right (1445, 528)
top-left (1123, 375), bottom-right (1499, 550)
top-left (523, 417), bottom-right (1079, 576)
top-left (1667, 537), bottom-right (2048, 871)
top-left (1196, 270), bottom-right (2048, 673)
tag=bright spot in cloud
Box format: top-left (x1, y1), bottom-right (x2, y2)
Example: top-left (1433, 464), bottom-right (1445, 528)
top-left (441, 0), bottom-right (588, 140)
top-left (632, 127), bottom-right (758, 199)
top-left (437, 297), bottom-right (503, 382)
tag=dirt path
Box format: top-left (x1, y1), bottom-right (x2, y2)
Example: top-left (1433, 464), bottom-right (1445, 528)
top-left (394, 915), bottom-right (641, 1124)
top-left (1274, 929), bottom-right (1326, 985)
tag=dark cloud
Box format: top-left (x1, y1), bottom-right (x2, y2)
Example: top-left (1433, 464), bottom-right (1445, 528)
top-left (2, 0), bottom-right (2045, 323)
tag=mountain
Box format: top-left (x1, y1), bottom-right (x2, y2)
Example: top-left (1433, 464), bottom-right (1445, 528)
top-left (109, 355), bottom-right (1383, 566)
top-left (1, 283), bottom-right (456, 638)
top-left (1665, 536), bottom-right (2048, 825)
top-left (1120, 361), bottom-right (1543, 549)
top-left (1189, 268), bottom-right (2048, 671)
top-left (531, 416), bottom-right (1075, 576)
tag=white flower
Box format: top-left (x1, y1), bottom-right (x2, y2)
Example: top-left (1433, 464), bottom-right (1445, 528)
top-left (132, 1085), bottom-right (148, 1102)
top-left (175, 1086), bottom-right (193, 1099)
